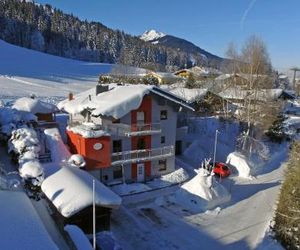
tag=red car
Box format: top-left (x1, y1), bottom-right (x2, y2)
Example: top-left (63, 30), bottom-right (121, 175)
top-left (211, 162), bottom-right (231, 178)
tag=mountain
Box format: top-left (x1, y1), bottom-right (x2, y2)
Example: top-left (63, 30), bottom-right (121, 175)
top-left (0, 0), bottom-right (224, 71)
top-left (140, 30), bottom-right (223, 67)
top-left (140, 29), bottom-right (166, 42)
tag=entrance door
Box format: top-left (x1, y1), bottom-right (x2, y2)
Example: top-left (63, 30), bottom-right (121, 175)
top-left (137, 163), bottom-right (145, 182)
top-left (175, 140), bottom-right (182, 155)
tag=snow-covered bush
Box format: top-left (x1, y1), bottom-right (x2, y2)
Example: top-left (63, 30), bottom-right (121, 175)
top-left (19, 160), bottom-right (44, 186)
top-left (8, 127), bottom-right (40, 155)
top-left (68, 154), bottom-right (86, 168)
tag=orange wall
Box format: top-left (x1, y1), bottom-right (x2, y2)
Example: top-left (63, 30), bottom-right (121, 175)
top-left (67, 130), bottom-right (111, 170)
top-left (131, 95), bottom-right (152, 179)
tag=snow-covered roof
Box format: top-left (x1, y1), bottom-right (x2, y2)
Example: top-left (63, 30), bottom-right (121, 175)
top-left (0, 190), bottom-right (57, 249)
top-left (58, 84), bottom-right (193, 118)
top-left (166, 88), bottom-right (207, 103)
top-left (12, 97), bottom-right (58, 114)
top-left (67, 122), bottom-right (110, 138)
top-left (219, 88), bottom-right (283, 101)
top-left (41, 166), bottom-right (122, 218)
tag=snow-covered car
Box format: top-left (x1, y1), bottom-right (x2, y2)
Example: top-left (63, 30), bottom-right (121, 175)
top-left (211, 162), bottom-right (231, 178)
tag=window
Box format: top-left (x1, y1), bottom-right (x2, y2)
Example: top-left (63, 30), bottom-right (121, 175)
top-left (112, 118), bottom-right (120, 124)
top-left (113, 140), bottom-right (122, 153)
top-left (137, 138), bottom-right (146, 150)
top-left (113, 166), bottom-right (123, 179)
top-left (160, 110), bottom-right (168, 120)
top-left (161, 136), bottom-right (165, 144)
top-left (158, 159), bottom-right (167, 171)
top-left (137, 111), bottom-right (145, 123)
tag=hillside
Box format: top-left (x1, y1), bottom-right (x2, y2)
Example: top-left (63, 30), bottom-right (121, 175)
top-left (0, 0), bottom-right (224, 71)
top-left (0, 39), bottom-right (124, 97)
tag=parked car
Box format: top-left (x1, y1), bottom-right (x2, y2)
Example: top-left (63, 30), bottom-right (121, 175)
top-left (211, 162), bottom-right (231, 178)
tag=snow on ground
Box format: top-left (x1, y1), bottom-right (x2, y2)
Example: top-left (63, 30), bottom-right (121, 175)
top-left (182, 117), bottom-right (241, 166)
top-left (111, 146), bottom-right (287, 249)
top-left (64, 225), bottom-right (93, 250)
top-left (0, 39), bottom-right (145, 97)
top-left (111, 168), bottom-right (190, 196)
top-left (111, 183), bottom-right (151, 196)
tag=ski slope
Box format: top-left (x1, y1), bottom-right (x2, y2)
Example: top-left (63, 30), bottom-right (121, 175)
top-left (0, 40), bottom-right (144, 97)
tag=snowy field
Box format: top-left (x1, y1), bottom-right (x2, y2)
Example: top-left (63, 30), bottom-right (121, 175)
top-left (0, 39), bottom-right (144, 97)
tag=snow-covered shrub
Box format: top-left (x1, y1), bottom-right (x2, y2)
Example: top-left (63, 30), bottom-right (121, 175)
top-left (8, 127), bottom-right (40, 155)
top-left (68, 154), bottom-right (86, 168)
top-left (19, 160), bottom-right (44, 186)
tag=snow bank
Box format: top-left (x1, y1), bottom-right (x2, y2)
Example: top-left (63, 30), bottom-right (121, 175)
top-left (161, 168), bottom-right (189, 183)
top-left (226, 152), bottom-right (253, 178)
top-left (41, 166), bottom-right (122, 218)
top-left (174, 168), bottom-right (231, 212)
top-left (149, 168), bottom-right (190, 189)
top-left (0, 190), bottom-right (57, 249)
top-left (67, 123), bottom-right (109, 138)
top-left (19, 160), bottom-right (44, 186)
top-left (12, 97), bottom-right (58, 114)
top-left (64, 225), bottom-right (92, 250)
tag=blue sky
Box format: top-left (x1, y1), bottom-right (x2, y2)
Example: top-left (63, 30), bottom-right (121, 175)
top-left (36, 0), bottom-right (300, 70)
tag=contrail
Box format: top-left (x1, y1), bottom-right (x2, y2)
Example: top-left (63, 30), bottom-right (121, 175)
top-left (240, 0), bottom-right (258, 30)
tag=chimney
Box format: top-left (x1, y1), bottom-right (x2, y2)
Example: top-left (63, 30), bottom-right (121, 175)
top-left (96, 84), bottom-right (109, 95)
top-left (68, 92), bottom-right (74, 101)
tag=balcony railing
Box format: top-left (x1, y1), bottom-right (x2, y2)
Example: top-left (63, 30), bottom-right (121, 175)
top-left (111, 146), bottom-right (174, 165)
top-left (104, 123), bottom-right (161, 137)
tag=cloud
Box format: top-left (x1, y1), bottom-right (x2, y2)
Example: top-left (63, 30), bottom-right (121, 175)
top-left (240, 0), bottom-right (258, 30)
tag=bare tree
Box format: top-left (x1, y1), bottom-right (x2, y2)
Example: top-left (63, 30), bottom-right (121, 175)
top-left (225, 36), bottom-right (280, 152)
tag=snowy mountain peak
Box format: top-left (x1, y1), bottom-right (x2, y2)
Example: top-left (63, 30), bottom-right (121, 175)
top-left (140, 29), bottom-right (166, 42)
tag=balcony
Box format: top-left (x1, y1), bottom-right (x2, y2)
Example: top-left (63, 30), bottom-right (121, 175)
top-left (111, 146), bottom-right (174, 166)
top-left (104, 123), bottom-right (161, 137)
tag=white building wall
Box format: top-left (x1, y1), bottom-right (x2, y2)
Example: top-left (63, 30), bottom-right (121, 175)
top-left (151, 95), bottom-right (177, 176)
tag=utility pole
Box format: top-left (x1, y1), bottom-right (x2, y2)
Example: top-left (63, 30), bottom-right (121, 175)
top-left (92, 179), bottom-right (96, 250)
top-left (290, 67), bottom-right (300, 91)
top-left (213, 130), bottom-right (220, 169)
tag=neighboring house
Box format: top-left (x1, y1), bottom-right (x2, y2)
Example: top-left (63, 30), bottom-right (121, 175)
top-left (163, 86), bottom-right (236, 116)
top-left (219, 87), bottom-right (284, 106)
top-left (174, 69), bottom-right (191, 78)
top-left (12, 97), bottom-right (58, 122)
top-left (41, 166), bottom-right (122, 234)
top-left (58, 84), bottom-right (193, 184)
